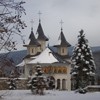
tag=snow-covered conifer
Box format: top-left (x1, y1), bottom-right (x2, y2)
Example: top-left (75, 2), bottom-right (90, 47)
top-left (47, 76), bottom-right (55, 90)
top-left (7, 78), bottom-right (17, 90)
top-left (28, 65), bottom-right (47, 95)
top-left (71, 29), bottom-right (96, 93)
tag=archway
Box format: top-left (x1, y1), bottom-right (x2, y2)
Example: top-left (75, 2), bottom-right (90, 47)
top-left (62, 79), bottom-right (66, 90)
top-left (56, 79), bottom-right (60, 90)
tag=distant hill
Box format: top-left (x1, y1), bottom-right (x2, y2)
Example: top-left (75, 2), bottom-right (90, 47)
top-left (1, 46), bottom-right (99, 65)
top-left (2, 50), bottom-right (27, 65)
top-left (93, 51), bottom-right (100, 77)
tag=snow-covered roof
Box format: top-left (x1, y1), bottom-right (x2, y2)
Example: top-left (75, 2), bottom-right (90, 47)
top-left (54, 39), bottom-right (61, 46)
top-left (17, 61), bottom-right (25, 67)
top-left (28, 48), bottom-right (59, 64)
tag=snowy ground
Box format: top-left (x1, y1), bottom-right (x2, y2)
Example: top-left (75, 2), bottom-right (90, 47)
top-left (0, 90), bottom-right (100, 100)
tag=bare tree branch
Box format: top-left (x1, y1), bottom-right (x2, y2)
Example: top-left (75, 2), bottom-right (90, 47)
top-left (0, 0), bottom-right (26, 52)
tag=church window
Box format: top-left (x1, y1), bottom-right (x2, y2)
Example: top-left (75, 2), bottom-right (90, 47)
top-left (32, 48), bottom-right (34, 53)
top-left (58, 69), bottom-right (62, 73)
top-left (54, 69), bottom-right (57, 73)
top-left (62, 48), bottom-right (64, 53)
top-left (32, 49), bottom-right (34, 53)
top-left (63, 69), bottom-right (67, 73)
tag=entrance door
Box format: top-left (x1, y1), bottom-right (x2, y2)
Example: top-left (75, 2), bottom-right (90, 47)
top-left (57, 79), bottom-right (60, 90)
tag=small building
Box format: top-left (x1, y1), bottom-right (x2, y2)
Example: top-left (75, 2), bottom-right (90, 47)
top-left (18, 19), bottom-right (71, 90)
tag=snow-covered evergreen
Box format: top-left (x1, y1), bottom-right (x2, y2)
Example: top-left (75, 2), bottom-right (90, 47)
top-left (71, 30), bottom-right (96, 92)
top-left (7, 78), bottom-right (17, 90)
top-left (47, 76), bottom-right (55, 90)
top-left (28, 65), bottom-right (47, 95)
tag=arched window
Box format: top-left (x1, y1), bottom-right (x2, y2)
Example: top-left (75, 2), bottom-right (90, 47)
top-left (32, 48), bottom-right (34, 53)
top-left (63, 69), bottom-right (67, 73)
top-left (54, 68), bottom-right (57, 73)
top-left (58, 69), bottom-right (62, 73)
top-left (62, 48), bottom-right (64, 53)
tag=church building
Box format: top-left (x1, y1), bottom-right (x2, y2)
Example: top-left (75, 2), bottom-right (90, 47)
top-left (17, 18), bottom-right (72, 91)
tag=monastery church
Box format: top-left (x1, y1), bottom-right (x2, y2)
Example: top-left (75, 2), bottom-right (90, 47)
top-left (17, 18), bottom-right (72, 91)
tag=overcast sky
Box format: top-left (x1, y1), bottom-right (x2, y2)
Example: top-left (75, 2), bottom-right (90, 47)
top-left (16, 0), bottom-right (100, 50)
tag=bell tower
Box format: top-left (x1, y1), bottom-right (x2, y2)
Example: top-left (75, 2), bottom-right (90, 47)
top-left (36, 11), bottom-right (49, 52)
top-left (23, 20), bottom-right (40, 56)
top-left (54, 20), bottom-right (71, 56)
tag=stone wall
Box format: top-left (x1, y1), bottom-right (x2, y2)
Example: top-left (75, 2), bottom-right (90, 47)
top-left (0, 79), bottom-right (8, 90)
top-left (16, 78), bottom-right (28, 89)
top-left (0, 78), bottom-right (28, 90)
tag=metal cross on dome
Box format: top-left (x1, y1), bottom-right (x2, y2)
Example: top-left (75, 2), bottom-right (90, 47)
top-left (60, 20), bottom-right (64, 31)
top-left (30, 19), bottom-right (34, 30)
top-left (38, 11), bottom-right (42, 23)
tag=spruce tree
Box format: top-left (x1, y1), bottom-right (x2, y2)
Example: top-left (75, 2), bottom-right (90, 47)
top-left (71, 30), bottom-right (96, 93)
top-left (28, 65), bottom-right (47, 95)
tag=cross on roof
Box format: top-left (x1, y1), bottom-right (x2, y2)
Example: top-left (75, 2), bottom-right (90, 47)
top-left (38, 11), bottom-right (42, 23)
top-left (30, 19), bottom-right (34, 30)
top-left (60, 20), bottom-right (64, 31)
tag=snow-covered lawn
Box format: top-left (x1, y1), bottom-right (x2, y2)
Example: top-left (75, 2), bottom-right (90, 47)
top-left (0, 90), bottom-right (100, 100)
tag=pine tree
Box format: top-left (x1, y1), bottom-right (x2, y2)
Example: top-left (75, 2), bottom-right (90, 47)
top-left (71, 30), bottom-right (96, 93)
top-left (28, 65), bottom-right (47, 95)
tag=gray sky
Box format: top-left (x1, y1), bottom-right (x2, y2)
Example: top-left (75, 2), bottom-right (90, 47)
top-left (16, 0), bottom-right (100, 50)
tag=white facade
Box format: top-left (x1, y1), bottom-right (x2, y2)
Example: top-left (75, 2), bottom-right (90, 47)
top-left (23, 63), bottom-right (71, 90)
top-left (18, 23), bottom-right (72, 90)
top-left (20, 48), bottom-right (71, 91)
